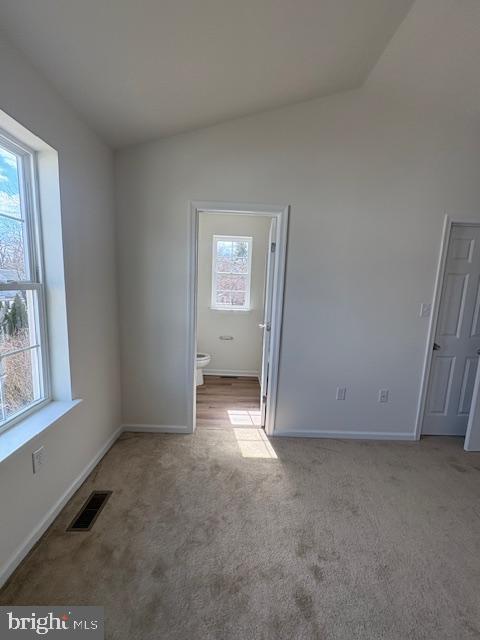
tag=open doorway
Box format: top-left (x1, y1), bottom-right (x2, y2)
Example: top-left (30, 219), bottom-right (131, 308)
top-left (188, 202), bottom-right (288, 436)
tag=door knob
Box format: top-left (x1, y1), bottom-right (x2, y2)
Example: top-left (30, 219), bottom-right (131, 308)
top-left (433, 342), bottom-right (441, 351)
top-left (259, 322), bottom-right (271, 331)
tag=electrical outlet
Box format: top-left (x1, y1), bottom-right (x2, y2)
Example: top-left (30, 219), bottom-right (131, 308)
top-left (336, 387), bottom-right (346, 401)
top-left (32, 446), bottom-right (45, 474)
top-left (378, 389), bottom-right (389, 403)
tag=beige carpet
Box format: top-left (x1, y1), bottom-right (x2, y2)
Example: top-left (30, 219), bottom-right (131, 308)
top-left (2, 429), bottom-right (480, 639)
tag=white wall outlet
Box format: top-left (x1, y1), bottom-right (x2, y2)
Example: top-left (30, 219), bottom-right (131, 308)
top-left (420, 303), bottom-right (431, 318)
top-left (32, 446), bottom-right (45, 474)
top-left (336, 387), bottom-right (347, 401)
top-left (378, 389), bottom-right (389, 403)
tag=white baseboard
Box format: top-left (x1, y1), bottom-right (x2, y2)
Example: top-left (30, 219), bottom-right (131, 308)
top-left (272, 429), bottom-right (417, 441)
top-left (0, 424), bottom-right (123, 588)
top-left (204, 369), bottom-right (259, 378)
top-left (122, 424), bottom-right (191, 434)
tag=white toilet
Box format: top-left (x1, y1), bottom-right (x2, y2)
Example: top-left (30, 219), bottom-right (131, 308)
top-left (196, 352), bottom-right (211, 386)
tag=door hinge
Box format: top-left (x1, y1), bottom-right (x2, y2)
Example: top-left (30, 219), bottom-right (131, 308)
top-left (262, 394), bottom-right (267, 403)
top-left (271, 242), bottom-right (276, 253)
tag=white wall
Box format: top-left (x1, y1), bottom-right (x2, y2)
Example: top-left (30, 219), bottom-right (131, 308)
top-left (197, 213), bottom-right (270, 376)
top-left (0, 35), bottom-right (121, 580)
top-left (116, 86), bottom-right (480, 435)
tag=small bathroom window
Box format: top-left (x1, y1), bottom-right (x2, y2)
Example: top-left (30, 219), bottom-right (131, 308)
top-left (211, 235), bottom-right (252, 310)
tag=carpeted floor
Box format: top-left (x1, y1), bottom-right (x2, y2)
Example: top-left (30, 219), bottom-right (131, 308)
top-left (1, 430), bottom-right (480, 639)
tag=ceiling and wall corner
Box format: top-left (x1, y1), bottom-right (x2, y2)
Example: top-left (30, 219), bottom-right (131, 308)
top-left (366, 0), bottom-right (480, 120)
top-left (2, 1), bottom-right (480, 147)
top-left (0, 0), bottom-right (415, 147)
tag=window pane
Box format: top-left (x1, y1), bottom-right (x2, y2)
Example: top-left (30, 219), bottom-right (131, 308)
top-left (215, 240), bottom-right (233, 273)
top-left (231, 291), bottom-right (246, 306)
top-left (0, 137), bottom-right (46, 431)
top-left (231, 274), bottom-right (247, 290)
top-left (216, 274), bottom-right (247, 291)
top-left (216, 256), bottom-right (233, 273)
top-left (232, 256), bottom-right (248, 273)
top-left (217, 240), bottom-right (233, 258)
top-left (0, 147), bottom-right (21, 219)
top-left (216, 291), bottom-right (232, 305)
top-left (213, 237), bottom-right (251, 309)
top-left (0, 290), bottom-right (39, 356)
top-left (0, 346), bottom-right (42, 421)
top-left (232, 241), bottom-right (248, 259)
top-left (0, 216), bottom-right (27, 281)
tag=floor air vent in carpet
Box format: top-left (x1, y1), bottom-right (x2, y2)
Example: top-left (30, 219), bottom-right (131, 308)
top-left (67, 491), bottom-right (112, 531)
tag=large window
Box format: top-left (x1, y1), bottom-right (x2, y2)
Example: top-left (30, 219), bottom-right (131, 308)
top-left (211, 235), bottom-right (252, 310)
top-left (0, 131), bottom-right (49, 432)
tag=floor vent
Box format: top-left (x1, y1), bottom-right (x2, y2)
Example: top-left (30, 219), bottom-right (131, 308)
top-left (67, 491), bottom-right (112, 531)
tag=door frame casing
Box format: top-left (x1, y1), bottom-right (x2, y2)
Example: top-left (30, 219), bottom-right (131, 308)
top-left (187, 200), bottom-right (289, 435)
top-left (414, 215), bottom-right (480, 440)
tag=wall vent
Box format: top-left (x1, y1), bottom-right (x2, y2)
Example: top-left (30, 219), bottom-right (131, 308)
top-left (67, 491), bottom-right (112, 531)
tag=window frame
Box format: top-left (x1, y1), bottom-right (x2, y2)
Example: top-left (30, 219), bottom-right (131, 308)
top-left (0, 129), bottom-right (50, 434)
top-left (211, 234), bottom-right (253, 311)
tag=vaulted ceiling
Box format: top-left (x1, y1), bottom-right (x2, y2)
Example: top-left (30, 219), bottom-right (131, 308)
top-left (0, 0), bottom-right (414, 147)
top-left (368, 0), bottom-right (480, 120)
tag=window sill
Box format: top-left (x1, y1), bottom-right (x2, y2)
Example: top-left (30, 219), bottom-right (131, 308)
top-left (0, 399), bottom-right (82, 464)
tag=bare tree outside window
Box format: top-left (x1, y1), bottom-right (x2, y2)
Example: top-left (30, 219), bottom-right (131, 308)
top-left (211, 236), bottom-right (252, 310)
top-left (0, 136), bottom-right (48, 430)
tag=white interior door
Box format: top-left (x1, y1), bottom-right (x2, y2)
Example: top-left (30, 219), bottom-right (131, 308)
top-left (423, 224), bottom-right (480, 435)
top-left (259, 218), bottom-right (276, 428)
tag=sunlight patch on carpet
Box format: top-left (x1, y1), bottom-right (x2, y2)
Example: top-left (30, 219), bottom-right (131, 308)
top-left (233, 427), bottom-right (278, 459)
